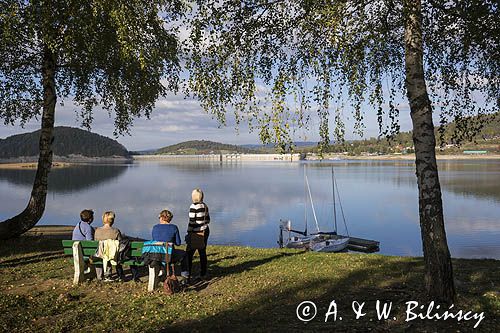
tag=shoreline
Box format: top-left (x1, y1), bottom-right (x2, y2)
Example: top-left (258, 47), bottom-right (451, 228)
top-left (0, 162), bottom-right (73, 169)
top-left (24, 225), bottom-right (146, 241)
top-left (0, 155), bottom-right (132, 169)
top-left (23, 225), bottom-right (75, 238)
top-left (0, 153), bottom-right (497, 168)
top-left (323, 153), bottom-right (500, 161)
top-left (132, 153), bottom-right (500, 161)
top-left (22, 226), bottom-right (500, 260)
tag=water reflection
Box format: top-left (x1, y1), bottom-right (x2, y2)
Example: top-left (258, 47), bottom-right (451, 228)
top-left (0, 160), bottom-right (498, 259)
top-left (379, 160), bottom-right (500, 203)
top-left (0, 164), bottom-right (127, 193)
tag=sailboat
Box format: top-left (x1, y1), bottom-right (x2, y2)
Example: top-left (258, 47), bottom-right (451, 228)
top-left (279, 219), bottom-right (320, 248)
top-left (278, 166), bottom-right (350, 252)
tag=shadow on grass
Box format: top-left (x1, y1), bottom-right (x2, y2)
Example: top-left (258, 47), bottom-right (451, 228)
top-left (0, 236), bottom-right (63, 257)
top-left (121, 254), bottom-right (241, 282)
top-left (0, 251), bottom-right (66, 268)
top-left (190, 251), bottom-right (306, 279)
top-left (163, 256), bottom-right (499, 332)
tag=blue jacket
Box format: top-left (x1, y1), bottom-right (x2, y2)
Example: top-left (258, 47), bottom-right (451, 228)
top-left (72, 221), bottom-right (94, 240)
top-left (152, 223), bottom-right (181, 245)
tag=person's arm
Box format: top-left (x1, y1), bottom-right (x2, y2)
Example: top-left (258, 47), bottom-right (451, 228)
top-left (174, 226), bottom-right (181, 246)
top-left (188, 204), bottom-right (198, 232)
top-left (189, 204), bottom-right (197, 223)
top-left (152, 225), bottom-right (158, 241)
top-left (85, 224), bottom-right (94, 240)
top-left (205, 204), bottom-right (210, 224)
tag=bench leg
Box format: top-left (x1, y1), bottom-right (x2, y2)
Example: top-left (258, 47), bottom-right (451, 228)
top-left (148, 265), bottom-right (160, 292)
top-left (72, 241), bottom-right (85, 285)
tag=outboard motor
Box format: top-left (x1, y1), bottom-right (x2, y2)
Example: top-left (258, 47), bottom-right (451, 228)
top-left (278, 219), bottom-right (292, 248)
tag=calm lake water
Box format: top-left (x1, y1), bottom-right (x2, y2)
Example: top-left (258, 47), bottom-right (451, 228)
top-left (1, 159), bottom-right (499, 259)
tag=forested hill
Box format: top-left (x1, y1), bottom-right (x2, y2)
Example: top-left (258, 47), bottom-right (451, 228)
top-left (322, 112), bottom-right (500, 155)
top-left (156, 140), bottom-right (260, 155)
top-left (0, 127), bottom-right (129, 158)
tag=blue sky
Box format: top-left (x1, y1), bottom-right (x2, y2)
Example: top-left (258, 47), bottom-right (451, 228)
top-left (0, 91), bottom-right (414, 151)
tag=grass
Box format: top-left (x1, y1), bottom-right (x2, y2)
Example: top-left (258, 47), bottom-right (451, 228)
top-left (0, 236), bottom-right (498, 332)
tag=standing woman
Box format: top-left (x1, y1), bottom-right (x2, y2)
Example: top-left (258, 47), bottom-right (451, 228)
top-left (187, 188), bottom-right (210, 279)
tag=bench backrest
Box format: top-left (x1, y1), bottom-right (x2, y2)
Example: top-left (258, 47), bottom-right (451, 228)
top-left (62, 240), bottom-right (145, 265)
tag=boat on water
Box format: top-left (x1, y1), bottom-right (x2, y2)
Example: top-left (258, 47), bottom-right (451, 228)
top-left (278, 166), bottom-right (350, 252)
top-left (310, 237), bottom-right (350, 252)
top-left (279, 219), bottom-right (320, 248)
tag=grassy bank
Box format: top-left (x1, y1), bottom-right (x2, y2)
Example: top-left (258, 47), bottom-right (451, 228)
top-left (0, 236), bottom-right (498, 332)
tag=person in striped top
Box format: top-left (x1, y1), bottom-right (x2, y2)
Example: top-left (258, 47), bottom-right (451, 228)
top-left (187, 188), bottom-right (210, 278)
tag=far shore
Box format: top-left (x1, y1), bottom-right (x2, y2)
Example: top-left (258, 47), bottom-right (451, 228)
top-left (327, 153), bottom-right (500, 160)
top-left (132, 153), bottom-right (500, 161)
top-left (0, 155), bottom-right (132, 168)
top-left (1, 153), bottom-right (498, 169)
top-left (0, 162), bottom-right (73, 169)
top-left (23, 225), bottom-right (74, 237)
top-left (23, 225), bottom-right (146, 241)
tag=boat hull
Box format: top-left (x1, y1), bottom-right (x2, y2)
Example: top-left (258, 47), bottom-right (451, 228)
top-left (286, 235), bottom-right (320, 249)
top-left (310, 237), bottom-right (350, 252)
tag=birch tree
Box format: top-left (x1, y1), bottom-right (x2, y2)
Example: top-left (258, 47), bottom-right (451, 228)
top-left (185, 0), bottom-right (499, 302)
top-left (0, 0), bottom-right (184, 239)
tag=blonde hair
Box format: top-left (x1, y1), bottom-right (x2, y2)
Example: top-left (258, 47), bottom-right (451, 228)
top-left (159, 209), bottom-right (173, 222)
top-left (191, 188), bottom-right (204, 204)
top-left (102, 211), bottom-right (115, 225)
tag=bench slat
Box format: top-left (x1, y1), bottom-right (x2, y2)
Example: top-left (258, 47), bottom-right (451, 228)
top-left (64, 248), bottom-right (144, 257)
top-left (80, 258), bottom-right (144, 266)
top-left (131, 250), bottom-right (142, 257)
top-left (62, 240), bottom-right (146, 267)
top-left (64, 248), bottom-right (97, 256)
top-left (62, 240), bottom-right (144, 250)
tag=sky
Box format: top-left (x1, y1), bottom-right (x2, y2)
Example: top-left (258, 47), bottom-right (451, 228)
top-left (0, 91), bottom-right (414, 151)
top-left (0, 15), bottom-right (416, 151)
top-left (1, 4), bottom-right (494, 152)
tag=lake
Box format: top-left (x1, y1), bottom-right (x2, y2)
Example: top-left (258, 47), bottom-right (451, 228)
top-left (1, 159), bottom-right (499, 259)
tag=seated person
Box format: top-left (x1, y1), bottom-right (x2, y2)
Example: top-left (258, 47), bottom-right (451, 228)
top-left (95, 211), bottom-right (124, 281)
top-left (72, 209), bottom-right (95, 240)
top-left (152, 209), bottom-right (189, 279)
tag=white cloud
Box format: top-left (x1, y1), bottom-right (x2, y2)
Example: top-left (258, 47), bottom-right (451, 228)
top-left (0, 84), bottom-right (428, 151)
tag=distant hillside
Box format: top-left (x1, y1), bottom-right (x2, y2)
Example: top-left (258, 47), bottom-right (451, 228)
top-left (0, 127), bottom-right (129, 159)
top-left (156, 140), bottom-right (260, 155)
top-left (316, 112), bottom-right (500, 155)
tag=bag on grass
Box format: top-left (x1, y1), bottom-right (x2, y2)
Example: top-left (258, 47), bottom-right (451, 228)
top-left (163, 273), bottom-right (180, 295)
top-left (163, 242), bottom-right (180, 295)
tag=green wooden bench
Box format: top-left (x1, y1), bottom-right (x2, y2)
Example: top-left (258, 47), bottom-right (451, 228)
top-left (62, 240), bottom-right (167, 291)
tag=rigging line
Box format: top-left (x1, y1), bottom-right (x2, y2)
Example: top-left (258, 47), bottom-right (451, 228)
top-left (334, 177), bottom-right (349, 237)
top-left (305, 171), bottom-right (320, 233)
top-left (332, 167), bottom-right (337, 233)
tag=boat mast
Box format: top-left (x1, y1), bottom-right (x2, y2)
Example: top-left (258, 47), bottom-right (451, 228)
top-left (304, 165), bottom-right (308, 235)
top-left (305, 171), bottom-right (320, 233)
top-left (332, 167), bottom-right (337, 234)
top-left (334, 176), bottom-right (350, 237)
